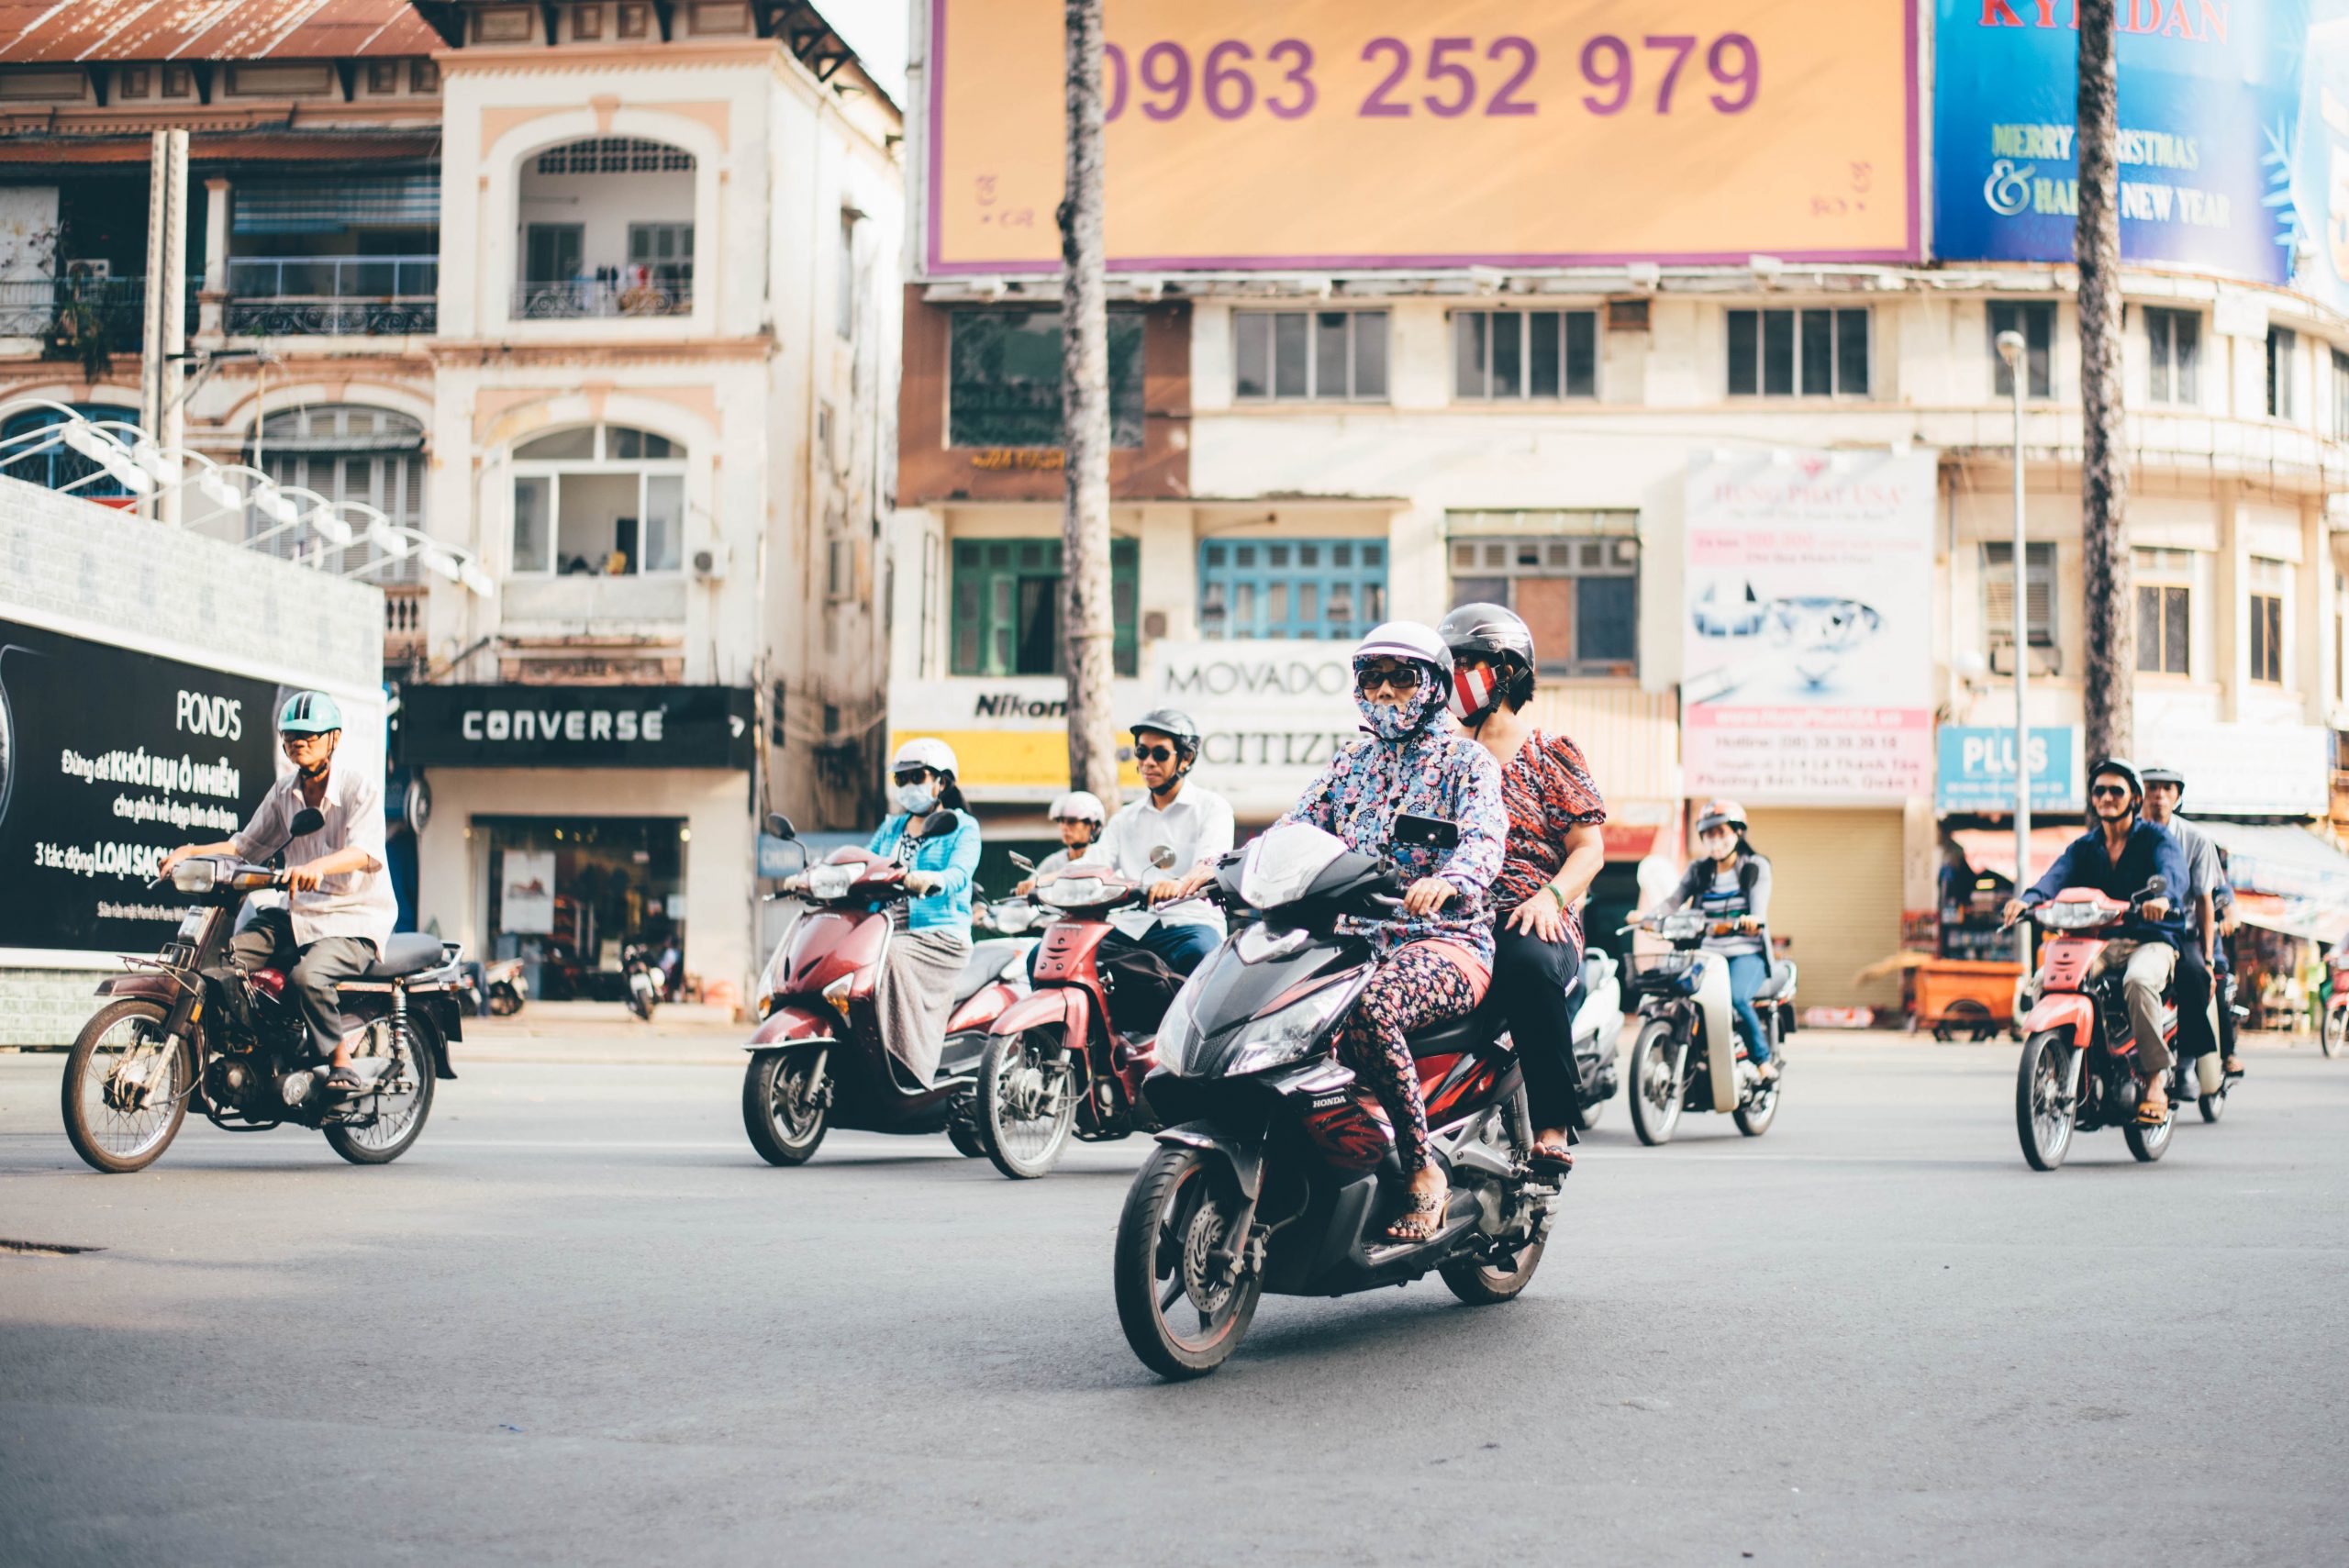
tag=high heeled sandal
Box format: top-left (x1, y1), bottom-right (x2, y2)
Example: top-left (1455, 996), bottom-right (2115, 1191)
top-left (1386, 1186), bottom-right (1446, 1243)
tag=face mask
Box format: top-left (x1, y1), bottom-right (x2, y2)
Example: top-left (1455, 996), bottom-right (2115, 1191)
top-left (894, 782), bottom-right (937, 816)
top-left (1356, 675), bottom-right (1441, 741)
top-left (1448, 664), bottom-right (1497, 724)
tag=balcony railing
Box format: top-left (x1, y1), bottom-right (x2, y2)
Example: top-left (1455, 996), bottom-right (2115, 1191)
top-left (512, 275), bottom-right (694, 319)
top-left (0, 276), bottom-right (191, 357)
top-left (226, 254), bottom-right (438, 336)
top-left (385, 583), bottom-right (429, 663)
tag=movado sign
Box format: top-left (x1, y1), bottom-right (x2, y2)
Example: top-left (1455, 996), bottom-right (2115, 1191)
top-left (395, 684), bottom-right (754, 770)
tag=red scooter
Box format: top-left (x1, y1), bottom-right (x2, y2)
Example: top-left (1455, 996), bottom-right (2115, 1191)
top-left (740, 820), bottom-right (1014, 1165)
top-left (972, 859), bottom-right (1178, 1178)
top-left (2011, 880), bottom-right (2180, 1170)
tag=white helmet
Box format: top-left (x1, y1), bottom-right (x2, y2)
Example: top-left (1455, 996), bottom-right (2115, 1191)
top-left (890, 737), bottom-right (959, 778)
top-left (1353, 620), bottom-right (1454, 681)
top-left (1048, 790), bottom-right (1106, 824)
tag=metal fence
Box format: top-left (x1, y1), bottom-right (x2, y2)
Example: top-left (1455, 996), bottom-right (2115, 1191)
top-left (512, 276), bottom-right (695, 318)
top-left (226, 255), bottom-right (438, 336)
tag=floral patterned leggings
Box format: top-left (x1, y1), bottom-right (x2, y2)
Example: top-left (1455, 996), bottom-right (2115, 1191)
top-left (1334, 944), bottom-right (1481, 1174)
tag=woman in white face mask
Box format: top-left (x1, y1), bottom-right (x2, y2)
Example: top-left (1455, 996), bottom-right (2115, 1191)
top-left (864, 738), bottom-right (984, 1084)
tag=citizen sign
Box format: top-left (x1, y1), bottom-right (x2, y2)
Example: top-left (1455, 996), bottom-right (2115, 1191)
top-left (461, 706), bottom-right (665, 743)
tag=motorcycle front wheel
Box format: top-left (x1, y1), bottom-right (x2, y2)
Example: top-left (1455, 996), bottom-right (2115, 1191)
top-left (2015, 1030), bottom-right (2076, 1172)
top-left (976, 1029), bottom-right (1076, 1179)
top-left (61, 999), bottom-right (189, 1174)
top-left (2323, 1005), bottom-right (2347, 1059)
top-left (324, 1016), bottom-right (438, 1165)
top-left (1626, 1020), bottom-right (1684, 1147)
top-left (742, 1048), bottom-right (829, 1165)
top-left (1114, 1142), bottom-right (1263, 1380)
top-left (2123, 1094), bottom-right (2175, 1162)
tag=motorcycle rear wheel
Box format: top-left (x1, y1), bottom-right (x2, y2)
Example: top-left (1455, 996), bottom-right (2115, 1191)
top-left (1733, 1077), bottom-right (1778, 1138)
top-left (2198, 1089), bottom-right (2226, 1123)
top-left (2015, 1030), bottom-right (2076, 1172)
top-left (2324, 1006), bottom-right (2347, 1059)
top-left (743, 1048), bottom-right (829, 1165)
top-left (1626, 1020), bottom-right (1684, 1147)
top-left (61, 999), bottom-right (188, 1174)
top-left (1114, 1143), bottom-right (1262, 1380)
top-left (1440, 1230), bottom-right (1546, 1305)
top-left (976, 1029), bottom-right (1075, 1179)
top-left (324, 1016), bottom-right (439, 1165)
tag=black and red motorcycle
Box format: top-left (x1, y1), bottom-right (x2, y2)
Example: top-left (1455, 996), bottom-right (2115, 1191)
top-left (1113, 817), bottom-right (1563, 1378)
top-left (61, 808), bottom-right (461, 1173)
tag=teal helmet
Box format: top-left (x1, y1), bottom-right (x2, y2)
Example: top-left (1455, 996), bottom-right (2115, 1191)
top-left (277, 691), bottom-right (343, 736)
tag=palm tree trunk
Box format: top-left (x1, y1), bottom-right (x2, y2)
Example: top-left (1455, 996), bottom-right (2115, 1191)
top-left (2076, 0), bottom-right (2132, 759)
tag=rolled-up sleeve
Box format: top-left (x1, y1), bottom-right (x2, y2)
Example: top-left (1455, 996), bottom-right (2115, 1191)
top-left (228, 787), bottom-right (286, 862)
top-left (343, 773), bottom-right (387, 873)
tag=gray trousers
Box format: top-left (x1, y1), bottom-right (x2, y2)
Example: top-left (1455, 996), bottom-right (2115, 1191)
top-left (875, 927), bottom-right (970, 1087)
top-left (2121, 940), bottom-right (2176, 1078)
top-left (227, 906), bottom-right (378, 1056)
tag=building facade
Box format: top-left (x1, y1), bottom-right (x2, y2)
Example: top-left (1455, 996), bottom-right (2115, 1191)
top-left (0, 1), bottom-right (903, 1011)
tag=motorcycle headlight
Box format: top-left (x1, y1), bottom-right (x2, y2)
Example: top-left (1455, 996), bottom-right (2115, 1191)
top-left (1224, 978), bottom-right (1362, 1076)
top-left (1041, 876), bottom-right (1108, 909)
top-left (807, 863), bottom-right (858, 900)
top-left (172, 860), bottom-right (217, 894)
top-left (1152, 970), bottom-right (1207, 1075)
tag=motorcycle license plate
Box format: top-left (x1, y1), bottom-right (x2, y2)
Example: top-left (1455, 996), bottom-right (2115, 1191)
top-left (175, 911), bottom-right (206, 940)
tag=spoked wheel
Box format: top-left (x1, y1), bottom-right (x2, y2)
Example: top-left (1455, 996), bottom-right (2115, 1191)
top-left (1114, 1143), bottom-right (1264, 1379)
top-left (1626, 1020), bottom-right (1684, 1147)
top-left (61, 999), bottom-right (190, 1174)
top-left (2199, 1086), bottom-right (2227, 1123)
top-left (324, 1017), bottom-right (440, 1165)
top-left (976, 1029), bottom-right (1076, 1179)
top-left (2324, 1006), bottom-right (2348, 1059)
top-left (742, 1048), bottom-right (829, 1165)
top-left (1733, 1072), bottom-right (1779, 1137)
top-left (1442, 1088), bottom-right (1550, 1305)
top-left (2123, 1091), bottom-right (2175, 1162)
top-left (2015, 1029), bottom-right (2076, 1172)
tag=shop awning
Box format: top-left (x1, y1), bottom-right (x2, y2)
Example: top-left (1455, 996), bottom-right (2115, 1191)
top-left (1954, 827), bottom-right (2077, 885)
top-left (2197, 821), bottom-right (2349, 944)
top-left (2231, 892), bottom-right (2339, 941)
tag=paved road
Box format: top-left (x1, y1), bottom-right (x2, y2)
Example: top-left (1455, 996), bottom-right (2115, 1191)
top-left (4, 1033), bottom-right (2346, 1567)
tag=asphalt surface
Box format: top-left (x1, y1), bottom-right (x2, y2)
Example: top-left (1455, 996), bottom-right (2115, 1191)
top-left (4, 1029), bottom-right (2347, 1567)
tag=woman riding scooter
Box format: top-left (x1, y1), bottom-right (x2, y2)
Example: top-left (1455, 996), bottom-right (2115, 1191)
top-left (859, 739), bottom-right (983, 1085)
top-left (1440, 603), bottom-right (1609, 1168)
top-left (1178, 622), bottom-right (1505, 1241)
top-left (1667, 801), bottom-right (1778, 1081)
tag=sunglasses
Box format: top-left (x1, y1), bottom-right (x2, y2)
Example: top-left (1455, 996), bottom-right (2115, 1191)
top-left (1133, 744), bottom-right (1177, 763)
top-left (1354, 664), bottom-right (1421, 693)
top-left (2089, 784), bottom-right (2130, 799)
top-left (891, 768), bottom-right (932, 786)
top-left (282, 733), bottom-right (329, 751)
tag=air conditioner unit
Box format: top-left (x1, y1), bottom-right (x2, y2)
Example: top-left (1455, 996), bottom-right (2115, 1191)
top-left (63, 259), bottom-right (111, 281)
top-left (691, 542), bottom-right (732, 581)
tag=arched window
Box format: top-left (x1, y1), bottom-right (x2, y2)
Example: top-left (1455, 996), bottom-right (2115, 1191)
top-left (510, 424), bottom-right (685, 577)
top-left (516, 139), bottom-right (696, 318)
top-left (0, 403), bottom-right (139, 495)
top-left (252, 405), bottom-right (425, 576)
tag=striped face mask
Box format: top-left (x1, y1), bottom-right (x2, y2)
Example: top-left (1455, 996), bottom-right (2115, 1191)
top-left (1448, 663), bottom-right (1497, 724)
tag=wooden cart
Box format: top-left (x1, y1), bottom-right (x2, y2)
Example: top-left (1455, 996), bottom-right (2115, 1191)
top-left (1908, 957), bottom-right (2023, 1040)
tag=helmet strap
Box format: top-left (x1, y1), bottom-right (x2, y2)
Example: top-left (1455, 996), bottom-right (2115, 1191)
top-left (1149, 762), bottom-right (1188, 804)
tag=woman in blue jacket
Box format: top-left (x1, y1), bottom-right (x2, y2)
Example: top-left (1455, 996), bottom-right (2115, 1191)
top-left (867, 738), bottom-right (983, 1084)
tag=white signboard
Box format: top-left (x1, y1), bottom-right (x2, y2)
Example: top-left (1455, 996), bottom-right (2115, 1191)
top-left (1681, 448), bottom-right (1936, 803)
top-left (1152, 642), bottom-right (1360, 818)
top-left (2145, 722), bottom-right (2329, 817)
top-left (501, 850), bottom-right (557, 936)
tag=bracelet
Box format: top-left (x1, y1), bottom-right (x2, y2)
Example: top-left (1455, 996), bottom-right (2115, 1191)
top-left (1546, 884), bottom-right (1570, 911)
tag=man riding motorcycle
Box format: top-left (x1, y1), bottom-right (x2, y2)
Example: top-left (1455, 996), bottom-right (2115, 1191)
top-left (1015, 791), bottom-right (1107, 894)
top-left (2003, 758), bottom-right (2191, 1121)
top-left (157, 691), bottom-right (396, 1092)
top-left (2140, 762), bottom-right (2239, 1077)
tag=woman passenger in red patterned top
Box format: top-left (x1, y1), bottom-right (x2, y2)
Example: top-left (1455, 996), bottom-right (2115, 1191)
top-left (1439, 604), bottom-right (1608, 1166)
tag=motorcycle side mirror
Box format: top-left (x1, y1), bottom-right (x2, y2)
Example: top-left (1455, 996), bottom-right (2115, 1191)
top-left (1009, 851), bottom-right (1036, 873)
top-left (2138, 875), bottom-right (2168, 899)
top-left (1149, 844), bottom-right (1176, 869)
top-left (768, 814), bottom-right (796, 841)
top-left (290, 807), bottom-right (326, 838)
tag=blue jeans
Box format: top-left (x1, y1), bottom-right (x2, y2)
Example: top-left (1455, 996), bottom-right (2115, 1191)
top-left (1725, 951), bottom-right (1772, 1064)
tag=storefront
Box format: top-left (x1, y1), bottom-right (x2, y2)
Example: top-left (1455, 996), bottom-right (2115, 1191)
top-left (396, 683), bottom-right (759, 1011)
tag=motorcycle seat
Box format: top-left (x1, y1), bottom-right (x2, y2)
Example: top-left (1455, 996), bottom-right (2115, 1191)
top-left (952, 942), bottom-right (1025, 1005)
top-left (1751, 960), bottom-right (1797, 1002)
top-left (362, 933), bottom-right (448, 980)
top-left (1404, 996), bottom-right (1509, 1061)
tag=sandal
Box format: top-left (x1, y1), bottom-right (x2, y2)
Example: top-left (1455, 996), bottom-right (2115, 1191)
top-left (2222, 1056), bottom-right (2245, 1077)
top-left (1526, 1137), bottom-right (1575, 1171)
top-left (1386, 1184), bottom-right (1447, 1243)
top-left (325, 1065), bottom-right (365, 1092)
top-left (2136, 1094), bottom-right (2171, 1125)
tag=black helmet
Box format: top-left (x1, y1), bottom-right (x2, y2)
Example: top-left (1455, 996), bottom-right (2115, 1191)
top-left (2088, 756), bottom-right (2143, 807)
top-left (1130, 707), bottom-right (1200, 760)
top-left (1438, 602), bottom-right (1535, 724)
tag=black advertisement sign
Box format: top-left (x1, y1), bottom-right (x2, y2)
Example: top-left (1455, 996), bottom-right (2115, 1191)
top-left (395, 684), bottom-right (754, 771)
top-left (0, 618), bottom-right (280, 954)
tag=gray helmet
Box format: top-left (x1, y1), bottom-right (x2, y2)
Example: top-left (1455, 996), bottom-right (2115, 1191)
top-left (2139, 763), bottom-right (2185, 798)
top-left (1130, 708), bottom-right (1200, 760)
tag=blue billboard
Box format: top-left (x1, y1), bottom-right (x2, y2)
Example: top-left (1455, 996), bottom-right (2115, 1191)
top-left (1934, 1), bottom-right (2309, 282)
top-left (1937, 726), bottom-right (2080, 814)
top-left (2290, 7), bottom-right (2349, 308)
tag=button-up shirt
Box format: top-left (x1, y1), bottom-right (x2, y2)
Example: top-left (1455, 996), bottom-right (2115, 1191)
top-left (2023, 817), bottom-right (2190, 948)
top-left (229, 752), bottom-right (397, 950)
top-left (1085, 784), bottom-right (1237, 939)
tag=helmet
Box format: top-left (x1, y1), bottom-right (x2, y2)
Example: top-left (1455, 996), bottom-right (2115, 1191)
top-left (1352, 621), bottom-right (1453, 683)
top-left (1438, 602), bottom-right (1535, 723)
top-left (2139, 762), bottom-right (2185, 798)
top-left (2088, 756), bottom-right (2142, 806)
top-left (277, 691), bottom-right (343, 736)
top-left (890, 737), bottom-right (959, 778)
top-left (1695, 798), bottom-right (1748, 836)
top-left (1048, 790), bottom-right (1106, 825)
top-left (1129, 707), bottom-right (1201, 760)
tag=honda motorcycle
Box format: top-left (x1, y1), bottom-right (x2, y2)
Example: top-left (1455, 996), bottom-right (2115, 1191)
top-left (2011, 882), bottom-right (2180, 1170)
top-left (740, 818), bottom-right (1012, 1164)
top-left (1568, 946), bottom-right (1626, 1132)
top-left (1620, 911), bottom-right (1794, 1145)
top-left (1112, 818), bottom-right (1564, 1380)
top-left (622, 942), bottom-right (662, 1020)
top-left (61, 808), bottom-right (461, 1173)
top-left (2323, 949), bottom-right (2349, 1060)
top-left (973, 855), bottom-right (1180, 1179)
top-left (454, 956), bottom-right (529, 1018)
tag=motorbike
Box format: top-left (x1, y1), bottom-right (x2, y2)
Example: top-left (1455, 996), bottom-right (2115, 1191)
top-left (61, 807), bottom-right (461, 1173)
top-left (1567, 945), bottom-right (1626, 1132)
top-left (1112, 817), bottom-right (1564, 1380)
top-left (2011, 881), bottom-right (2181, 1170)
top-left (972, 853), bottom-right (1182, 1180)
top-left (2323, 951), bottom-right (2349, 1059)
top-left (454, 956), bottom-right (529, 1018)
top-left (739, 817), bottom-right (1008, 1164)
top-left (1619, 911), bottom-right (1794, 1145)
top-left (622, 942), bottom-right (662, 1020)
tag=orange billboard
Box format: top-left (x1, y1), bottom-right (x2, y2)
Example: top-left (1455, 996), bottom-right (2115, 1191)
top-left (926, 0), bottom-right (1919, 272)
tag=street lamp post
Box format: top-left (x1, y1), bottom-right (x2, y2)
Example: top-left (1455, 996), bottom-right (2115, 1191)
top-left (1996, 328), bottom-right (2031, 963)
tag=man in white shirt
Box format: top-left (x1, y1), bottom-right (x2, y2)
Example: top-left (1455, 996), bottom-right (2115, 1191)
top-left (1067, 708), bottom-right (1235, 975)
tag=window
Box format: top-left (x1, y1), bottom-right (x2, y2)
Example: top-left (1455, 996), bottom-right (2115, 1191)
top-left (1447, 533), bottom-right (1639, 676)
top-left (2249, 557), bottom-right (2290, 685)
top-left (836, 214), bottom-right (857, 339)
top-left (574, 5), bottom-right (605, 39)
top-left (1199, 539), bottom-right (1387, 640)
top-left (410, 60), bottom-right (440, 93)
top-left (947, 308), bottom-right (1145, 449)
top-left (949, 538), bottom-right (1140, 676)
top-left (0, 404), bottom-right (139, 496)
top-left (163, 64), bottom-right (195, 98)
top-left (119, 67), bottom-right (152, 97)
top-left (254, 406), bottom-right (426, 580)
top-left (509, 424), bottom-right (686, 577)
top-left (2267, 325), bottom-right (2297, 419)
top-left (1983, 541), bottom-right (2056, 653)
top-left (618, 4), bottom-right (650, 39)
top-left (1453, 310), bottom-right (1598, 400)
top-left (2132, 547), bottom-right (2192, 676)
top-left (226, 63), bottom-right (332, 96)
top-left (534, 138), bottom-right (694, 174)
top-left (1987, 301), bottom-right (2054, 399)
top-left (1233, 311), bottom-right (1388, 402)
top-left (626, 222), bottom-right (694, 290)
top-left (365, 61), bottom-right (399, 94)
top-left (2145, 306), bottom-right (2199, 406)
top-left (1727, 307), bottom-right (1870, 397)
top-left (2333, 349), bottom-right (2349, 442)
